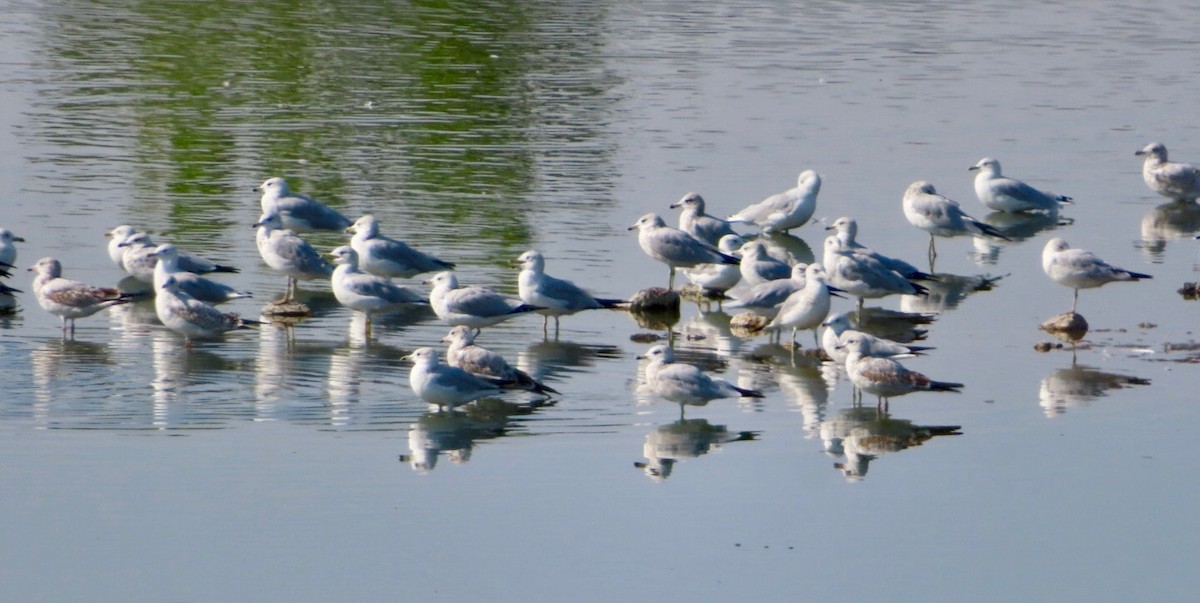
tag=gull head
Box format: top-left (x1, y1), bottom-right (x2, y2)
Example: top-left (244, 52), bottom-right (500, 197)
top-left (669, 192), bottom-right (705, 211)
top-left (160, 274), bottom-right (180, 291)
top-left (905, 180), bottom-right (938, 197)
top-left (402, 347), bottom-right (439, 366)
top-left (441, 325), bottom-right (475, 345)
top-left (1135, 142), bottom-right (1167, 161)
top-left (117, 232), bottom-right (153, 249)
top-left (628, 213), bottom-right (666, 232)
top-left (969, 157), bottom-right (1001, 175)
top-left (0, 228), bottom-right (25, 244)
top-left (29, 257), bottom-right (63, 278)
top-left (105, 225), bottom-right (137, 241)
top-left (716, 234), bottom-right (746, 255)
top-left (254, 176), bottom-right (290, 195)
top-left (346, 214), bottom-right (379, 237)
top-left (252, 212), bottom-right (284, 230)
top-left (821, 310), bottom-right (852, 331)
top-left (835, 331), bottom-right (871, 356)
top-left (826, 216), bottom-right (858, 239)
top-left (636, 343), bottom-right (676, 364)
top-left (328, 245), bottom-right (360, 267)
top-left (517, 250), bottom-right (545, 272)
top-left (797, 169), bottom-right (822, 189)
top-left (150, 244), bottom-right (179, 262)
top-left (422, 271), bottom-right (459, 290)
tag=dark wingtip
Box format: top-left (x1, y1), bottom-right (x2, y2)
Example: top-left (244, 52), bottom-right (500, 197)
top-left (212, 265), bottom-right (240, 274)
top-left (737, 386), bottom-right (765, 398)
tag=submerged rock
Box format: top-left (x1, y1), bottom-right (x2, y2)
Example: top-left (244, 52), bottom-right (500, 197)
top-left (262, 301), bottom-right (313, 320)
top-left (1039, 312), bottom-right (1088, 343)
top-left (729, 312), bottom-right (770, 338)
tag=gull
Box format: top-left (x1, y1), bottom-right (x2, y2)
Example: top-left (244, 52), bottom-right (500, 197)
top-left (638, 344), bottom-right (763, 406)
top-left (727, 262), bottom-right (807, 313)
top-left (253, 212), bottom-right (334, 303)
top-left (823, 236), bottom-right (926, 314)
top-left (255, 176), bottom-right (352, 233)
top-left (902, 181), bottom-right (1008, 262)
top-left (0, 228), bottom-right (25, 274)
top-left (442, 325), bottom-right (558, 395)
top-left (516, 249), bottom-right (623, 334)
top-left (628, 213), bottom-right (739, 290)
top-left (404, 347), bottom-right (504, 410)
top-left (152, 244), bottom-right (252, 304)
top-left (108, 226), bottom-right (238, 275)
top-left (29, 257), bottom-right (134, 336)
top-left (766, 263), bottom-right (835, 346)
top-left (727, 169), bottom-right (821, 233)
top-left (329, 245), bottom-right (427, 331)
top-left (116, 232), bottom-right (159, 283)
top-left (738, 240), bottom-right (791, 287)
top-left (1041, 237), bottom-right (1151, 314)
top-left (838, 332), bottom-right (961, 411)
top-left (1135, 142), bottom-right (1200, 202)
top-left (826, 216), bottom-right (935, 281)
top-left (970, 157), bottom-right (1072, 213)
top-left (155, 275), bottom-right (259, 344)
top-left (346, 214), bottom-right (455, 279)
top-left (821, 311), bottom-right (933, 365)
top-left (681, 234), bottom-right (746, 297)
top-left (425, 271), bottom-right (541, 330)
top-left (669, 192), bottom-right (738, 245)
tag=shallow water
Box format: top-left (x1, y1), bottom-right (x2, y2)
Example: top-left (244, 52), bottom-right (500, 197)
top-left (2, 1), bottom-right (1200, 601)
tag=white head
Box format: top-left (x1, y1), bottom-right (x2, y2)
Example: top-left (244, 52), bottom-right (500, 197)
top-left (905, 180), bottom-right (938, 197)
top-left (638, 343), bottom-right (676, 364)
top-left (347, 214), bottom-right (379, 238)
top-left (106, 225), bottom-right (137, 241)
top-left (628, 213), bottom-right (667, 232)
top-left (329, 245), bottom-right (360, 267)
top-left (1135, 142), bottom-right (1167, 162)
top-left (822, 311), bottom-right (852, 333)
top-left (255, 176), bottom-right (290, 197)
top-left (827, 216), bottom-right (858, 242)
top-left (969, 157), bottom-right (1001, 176)
top-left (117, 232), bottom-right (154, 249)
top-left (669, 192), bottom-right (705, 212)
top-left (151, 244), bottom-right (180, 266)
top-left (29, 257), bottom-right (63, 279)
top-left (517, 250), bottom-right (545, 273)
top-left (253, 212), bottom-right (285, 231)
top-left (403, 347), bottom-right (440, 367)
top-left (835, 331), bottom-right (871, 358)
top-left (423, 271), bottom-right (459, 290)
top-left (716, 234), bottom-right (747, 254)
top-left (798, 169), bottom-right (822, 191)
top-left (441, 325), bottom-right (476, 346)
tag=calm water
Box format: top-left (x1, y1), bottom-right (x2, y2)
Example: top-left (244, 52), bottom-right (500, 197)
top-left (2, 1), bottom-right (1199, 601)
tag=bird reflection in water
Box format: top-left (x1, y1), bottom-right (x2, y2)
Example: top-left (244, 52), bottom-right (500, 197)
top-left (1137, 200), bottom-right (1200, 262)
top-left (900, 273), bottom-right (1003, 314)
top-left (635, 413), bottom-right (758, 480)
top-left (820, 406), bottom-right (961, 481)
top-left (400, 398), bottom-right (552, 472)
top-left (30, 337), bottom-right (113, 427)
top-left (1038, 359), bottom-right (1150, 418)
top-left (517, 337), bottom-right (622, 389)
top-left (969, 211), bottom-right (1072, 266)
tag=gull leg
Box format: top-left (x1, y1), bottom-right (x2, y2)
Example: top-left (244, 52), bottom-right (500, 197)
top-left (1072, 289), bottom-right (1079, 314)
top-left (553, 316), bottom-right (561, 340)
top-left (668, 267), bottom-right (676, 290)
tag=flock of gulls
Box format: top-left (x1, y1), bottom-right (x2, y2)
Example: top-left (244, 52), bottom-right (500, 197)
top-left (5, 142), bottom-right (1197, 414)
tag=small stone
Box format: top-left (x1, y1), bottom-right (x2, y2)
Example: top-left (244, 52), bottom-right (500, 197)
top-left (628, 287), bottom-right (680, 313)
top-left (729, 312), bottom-right (770, 336)
top-left (1039, 311), bottom-right (1088, 343)
top-left (1033, 341), bottom-right (1054, 352)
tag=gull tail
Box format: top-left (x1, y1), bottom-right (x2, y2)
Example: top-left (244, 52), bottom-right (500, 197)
top-left (211, 264), bottom-right (240, 274)
top-left (920, 425), bottom-right (963, 436)
top-left (970, 218), bottom-right (1011, 241)
top-left (1056, 194), bottom-right (1074, 205)
top-left (596, 297), bottom-right (629, 310)
top-left (509, 303), bottom-right (545, 315)
top-left (733, 385), bottom-right (765, 398)
top-left (719, 252), bottom-right (740, 266)
top-left (1122, 269), bottom-right (1152, 281)
top-left (928, 380), bottom-right (963, 393)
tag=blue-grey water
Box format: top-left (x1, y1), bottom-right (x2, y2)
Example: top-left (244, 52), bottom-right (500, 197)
top-left (2, 1), bottom-right (1199, 601)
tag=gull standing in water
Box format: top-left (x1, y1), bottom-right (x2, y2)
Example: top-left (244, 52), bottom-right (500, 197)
top-left (1135, 142), bottom-right (1200, 202)
top-left (253, 212), bottom-right (334, 303)
top-left (669, 192), bottom-right (738, 245)
top-left (111, 228), bottom-right (238, 277)
top-left (629, 213), bottom-right (739, 290)
top-left (970, 157), bottom-right (1072, 213)
top-left (29, 257), bottom-right (134, 336)
top-left (826, 216), bottom-right (935, 281)
top-left (155, 275), bottom-right (259, 345)
top-left (1041, 237), bottom-right (1151, 314)
top-left (838, 332), bottom-right (961, 411)
top-left (638, 344), bottom-right (763, 406)
top-left (425, 271), bottom-right (541, 331)
top-left (255, 176), bottom-right (352, 233)
top-left (152, 244), bottom-right (252, 304)
top-left (516, 249), bottom-right (623, 335)
top-left (346, 214), bottom-right (455, 279)
top-left (766, 263), bottom-right (835, 346)
top-left (823, 236), bottom-right (926, 315)
top-left (404, 347), bottom-right (504, 411)
top-left (902, 181), bottom-right (1008, 264)
top-left (821, 311), bottom-right (933, 365)
top-left (442, 325), bottom-right (558, 395)
top-left (330, 245), bottom-right (427, 333)
top-left (727, 169), bottom-right (821, 234)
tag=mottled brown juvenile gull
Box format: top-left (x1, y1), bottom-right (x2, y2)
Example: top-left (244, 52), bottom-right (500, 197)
top-left (821, 311), bottom-right (933, 365)
top-left (404, 347), bottom-right (504, 410)
top-left (838, 332), bottom-right (961, 411)
top-left (152, 244), bottom-right (251, 304)
top-left (442, 325), bottom-right (558, 395)
top-left (29, 257), bottom-right (133, 336)
top-left (155, 275), bottom-right (258, 344)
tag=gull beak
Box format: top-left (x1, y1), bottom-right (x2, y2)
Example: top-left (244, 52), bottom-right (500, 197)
top-left (345, 225), bottom-right (356, 234)
top-left (12, 236), bottom-right (25, 243)
top-left (968, 165), bottom-right (979, 172)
